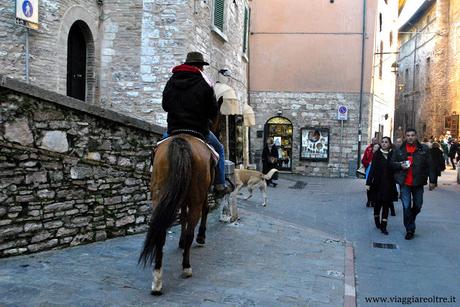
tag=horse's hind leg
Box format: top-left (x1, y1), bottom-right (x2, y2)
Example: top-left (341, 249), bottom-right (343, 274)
top-left (196, 200), bottom-right (209, 245)
top-left (151, 232), bottom-right (166, 296)
top-left (179, 208), bottom-right (186, 249)
top-left (181, 221), bottom-right (197, 278)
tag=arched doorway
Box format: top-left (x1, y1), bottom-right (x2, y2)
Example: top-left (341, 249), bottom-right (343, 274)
top-left (264, 116), bottom-right (293, 171)
top-left (66, 21), bottom-right (92, 101)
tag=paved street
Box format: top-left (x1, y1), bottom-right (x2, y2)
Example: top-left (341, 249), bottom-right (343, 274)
top-left (0, 195), bottom-right (346, 306)
top-left (238, 170), bottom-right (460, 306)
top-left (1, 170), bottom-right (459, 306)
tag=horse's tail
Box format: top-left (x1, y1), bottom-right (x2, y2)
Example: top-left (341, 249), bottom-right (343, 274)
top-left (139, 137), bottom-right (192, 267)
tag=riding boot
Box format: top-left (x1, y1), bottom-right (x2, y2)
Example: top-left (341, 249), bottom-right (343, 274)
top-left (380, 219), bottom-right (388, 235)
top-left (374, 215), bottom-right (381, 229)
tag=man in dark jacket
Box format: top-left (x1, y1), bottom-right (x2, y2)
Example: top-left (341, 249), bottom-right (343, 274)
top-left (391, 128), bottom-right (437, 240)
top-left (448, 139), bottom-right (459, 170)
top-left (162, 51), bottom-right (231, 198)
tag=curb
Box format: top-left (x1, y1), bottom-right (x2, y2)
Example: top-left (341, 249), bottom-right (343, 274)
top-left (344, 241), bottom-right (357, 307)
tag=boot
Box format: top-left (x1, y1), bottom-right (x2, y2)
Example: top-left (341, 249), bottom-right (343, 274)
top-left (374, 215), bottom-right (381, 229)
top-left (380, 220), bottom-right (388, 235)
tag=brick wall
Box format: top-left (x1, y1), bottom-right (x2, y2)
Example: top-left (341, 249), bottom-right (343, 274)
top-left (0, 76), bottom-right (163, 257)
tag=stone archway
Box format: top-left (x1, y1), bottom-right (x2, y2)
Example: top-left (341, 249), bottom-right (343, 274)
top-left (56, 6), bottom-right (98, 103)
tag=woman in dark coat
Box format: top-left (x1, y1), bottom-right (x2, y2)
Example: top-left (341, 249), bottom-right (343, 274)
top-left (366, 137), bottom-right (398, 235)
top-left (430, 142), bottom-right (446, 184)
top-left (262, 137), bottom-right (279, 187)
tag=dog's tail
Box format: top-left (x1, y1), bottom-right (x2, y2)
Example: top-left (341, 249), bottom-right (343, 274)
top-left (263, 168), bottom-right (279, 180)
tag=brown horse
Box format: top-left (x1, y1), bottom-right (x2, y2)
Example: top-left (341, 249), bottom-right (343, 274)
top-left (139, 134), bottom-right (214, 295)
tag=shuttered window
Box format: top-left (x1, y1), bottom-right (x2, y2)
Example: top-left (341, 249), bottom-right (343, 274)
top-left (242, 7), bottom-right (249, 54)
top-left (213, 0), bottom-right (225, 32)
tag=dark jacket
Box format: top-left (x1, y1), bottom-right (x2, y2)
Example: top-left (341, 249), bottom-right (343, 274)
top-left (448, 142), bottom-right (459, 158)
top-left (366, 150), bottom-right (398, 202)
top-left (262, 144), bottom-right (279, 174)
top-left (391, 141), bottom-right (437, 187)
top-left (430, 146), bottom-right (445, 177)
top-left (162, 65), bottom-right (219, 136)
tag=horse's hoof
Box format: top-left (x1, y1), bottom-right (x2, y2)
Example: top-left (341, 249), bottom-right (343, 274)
top-left (196, 237), bottom-right (205, 245)
top-left (150, 289), bottom-right (163, 296)
top-left (182, 268), bottom-right (192, 278)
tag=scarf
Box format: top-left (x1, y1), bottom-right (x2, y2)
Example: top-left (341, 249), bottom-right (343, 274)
top-left (380, 149), bottom-right (390, 159)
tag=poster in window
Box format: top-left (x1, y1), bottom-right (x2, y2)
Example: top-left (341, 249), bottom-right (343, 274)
top-left (300, 127), bottom-right (330, 161)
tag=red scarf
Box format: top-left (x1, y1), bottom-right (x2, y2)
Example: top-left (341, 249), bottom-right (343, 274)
top-left (172, 64), bottom-right (201, 74)
top-left (404, 143), bottom-right (416, 186)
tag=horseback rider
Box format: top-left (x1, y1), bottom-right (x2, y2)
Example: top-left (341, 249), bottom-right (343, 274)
top-left (162, 51), bottom-right (232, 198)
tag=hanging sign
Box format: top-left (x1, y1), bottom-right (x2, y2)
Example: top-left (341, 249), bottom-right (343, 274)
top-left (16, 0), bottom-right (39, 30)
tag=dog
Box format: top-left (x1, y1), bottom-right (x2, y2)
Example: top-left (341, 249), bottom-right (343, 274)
top-left (231, 168), bottom-right (279, 207)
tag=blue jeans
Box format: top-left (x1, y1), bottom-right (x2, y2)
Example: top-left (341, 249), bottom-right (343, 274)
top-left (162, 131), bottom-right (225, 185)
top-left (400, 185), bottom-right (424, 232)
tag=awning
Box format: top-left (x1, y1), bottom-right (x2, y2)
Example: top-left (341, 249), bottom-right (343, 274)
top-left (214, 83), bottom-right (242, 115)
top-left (243, 103), bottom-right (255, 127)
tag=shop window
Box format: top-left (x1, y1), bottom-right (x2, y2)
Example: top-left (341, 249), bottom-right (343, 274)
top-left (300, 127), bottom-right (330, 162)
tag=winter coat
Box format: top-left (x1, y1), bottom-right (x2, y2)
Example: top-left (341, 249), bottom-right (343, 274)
top-left (162, 64), bottom-right (219, 136)
top-left (262, 144), bottom-right (279, 176)
top-left (361, 144), bottom-right (374, 168)
top-left (430, 147), bottom-right (445, 177)
top-left (391, 141), bottom-right (437, 187)
top-left (448, 142), bottom-right (459, 158)
top-left (366, 150), bottom-right (398, 203)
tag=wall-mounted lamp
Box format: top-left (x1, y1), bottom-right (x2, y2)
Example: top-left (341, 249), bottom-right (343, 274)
top-left (218, 69), bottom-right (231, 77)
top-left (398, 83), bottom-right (405, 91)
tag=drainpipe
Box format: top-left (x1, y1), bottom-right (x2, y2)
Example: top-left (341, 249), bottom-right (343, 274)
top-left (357, 0), bottom-right (367, 172)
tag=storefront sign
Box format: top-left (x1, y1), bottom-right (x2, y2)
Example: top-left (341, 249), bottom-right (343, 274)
top-left (16, 0), bottom-right (39, 30)
top-left (300, 127), bottom-right (330, 162)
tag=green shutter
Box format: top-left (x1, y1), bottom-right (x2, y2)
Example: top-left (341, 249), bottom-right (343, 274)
top-left (214, 0), bottom-right (225, 32)
top-left (243, 7), bottom-right (249, 53)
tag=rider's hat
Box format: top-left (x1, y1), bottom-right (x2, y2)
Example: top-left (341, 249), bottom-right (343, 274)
top-left (184, 52), bottom-right (209, 66)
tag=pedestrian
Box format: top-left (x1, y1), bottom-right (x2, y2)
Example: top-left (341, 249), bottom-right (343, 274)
top-left (162, 51), bottom-right (232, 198)
top-left (394, 138), bottom-right (403, 150)
top-left (362, 137), bottom-right (379, 207)
top-left (391, 128), bottom-right (437, 240)
top-left (366, 137), bottom-right (398, 235)
top-left (448, 139), bottom-right (459, 170)
top-left (262, 137), bottom-right (279, 187)
top-left (440, 136), bottom-right (450, 166)
top-left (430, 142), bottom-right (446, 184)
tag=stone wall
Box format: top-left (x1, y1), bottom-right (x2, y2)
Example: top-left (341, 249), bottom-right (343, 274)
top-left (0, 76), bottom-right (163, 257)
top-left (395, 0), bottom-right (457, 139)
top-left (249, 91), bottom-right (370, 177)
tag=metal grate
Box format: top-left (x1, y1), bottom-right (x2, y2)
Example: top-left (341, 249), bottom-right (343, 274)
top-left (288, 181), bottom-right (307, 189)
top-left (373, 242), bottom-right (398, 249)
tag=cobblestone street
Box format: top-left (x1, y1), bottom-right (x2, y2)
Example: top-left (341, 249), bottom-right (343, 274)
top-left (1, 170), bottom-right (459, 306)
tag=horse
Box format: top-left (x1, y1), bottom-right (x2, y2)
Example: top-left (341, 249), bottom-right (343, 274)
top-left (139, 134), bottom-right (214, 295)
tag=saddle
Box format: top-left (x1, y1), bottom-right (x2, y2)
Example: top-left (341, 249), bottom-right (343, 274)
top-left (153, 130), bottom-right (220, 164)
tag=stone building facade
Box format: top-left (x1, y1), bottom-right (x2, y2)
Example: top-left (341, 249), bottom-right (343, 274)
top-left (395, 0), bottom-right (460, 139)
top-left (248, 0), bottom-right (384, 177)
top-left (0, 0), bottom-right (249, 126)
